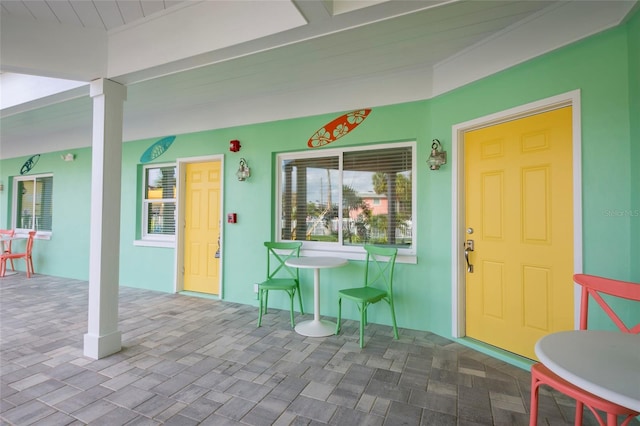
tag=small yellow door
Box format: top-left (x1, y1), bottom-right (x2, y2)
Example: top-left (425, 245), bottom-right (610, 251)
top-left (465, 106), bottom-right (574, 359)
top-left (184, 161), bottom-right (221, 294)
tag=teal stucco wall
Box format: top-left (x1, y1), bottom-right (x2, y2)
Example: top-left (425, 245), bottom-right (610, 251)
top-left (0, 14), bottom-right (637, 343)
top-left (627, 6), bottom-right (640, 283)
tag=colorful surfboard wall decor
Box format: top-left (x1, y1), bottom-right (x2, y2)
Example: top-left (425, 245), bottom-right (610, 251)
top-left (20, 154), bottom-right (40, 175)
top-left (140, 136), bottom-right (176, 163)
top-left (307, 109), bottom-right (371, 148)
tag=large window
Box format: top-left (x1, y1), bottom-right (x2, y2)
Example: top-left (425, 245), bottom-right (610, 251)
top-left (143, 164), bottom-right (176, 241)
top-left (13, 174), bottom-right (53, 233)
top-left (277, 142), bottom-right (415, 253)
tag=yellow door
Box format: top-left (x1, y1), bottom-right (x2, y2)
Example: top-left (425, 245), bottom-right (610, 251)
top-left (184, 161), bottom-right (221, 294)
top-left (465, 106), bottom-right (574, 359)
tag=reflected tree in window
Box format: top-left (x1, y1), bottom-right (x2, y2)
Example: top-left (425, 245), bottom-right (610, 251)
top-left (279, 144), bottom-right (414, 249)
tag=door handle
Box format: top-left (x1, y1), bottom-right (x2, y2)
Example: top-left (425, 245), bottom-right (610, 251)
top-left (464, 240), bottom-right (474, 273)
top-left (214, 234), bottom-right (221, 258)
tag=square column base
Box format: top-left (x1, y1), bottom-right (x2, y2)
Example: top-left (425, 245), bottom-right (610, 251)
top-left (83, 330), bottom-right (122, 359)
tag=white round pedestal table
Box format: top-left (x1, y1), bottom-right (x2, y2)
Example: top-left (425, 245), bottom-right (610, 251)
top-left (285, 256), bottom-right (348, 337)
top-left (535, 330), bottom-right (640, 411)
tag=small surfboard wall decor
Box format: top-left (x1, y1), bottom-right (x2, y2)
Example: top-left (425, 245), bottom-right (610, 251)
top-left (307, 109), bottom-right (371, 148)
top-left (20, 154), bottom-right (40, 175)
top-left (140, 136), bottom-right (176, 163)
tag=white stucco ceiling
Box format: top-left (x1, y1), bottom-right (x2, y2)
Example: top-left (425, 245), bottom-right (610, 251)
top-left (0, 0), bottom-right (637, 159)
top-left (0, 0), bottom-right (187, 31)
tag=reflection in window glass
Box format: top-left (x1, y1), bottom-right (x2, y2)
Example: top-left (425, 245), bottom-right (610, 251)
top-left (281, 156), bottom-right (340, 242)
top-left (15, 175), bottom-right (53, 232)
top-left (143, 165), bottom-right (176, 237)
top-left (279, 144), bottom-right (414, 249)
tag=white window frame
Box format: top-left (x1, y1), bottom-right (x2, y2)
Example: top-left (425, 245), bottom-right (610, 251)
top-left (276, 141), bottom-right (417, 261)
top-left (12, 173), bottom-right (53, 238)
top-left (141, 163), bottom-right (176, 243)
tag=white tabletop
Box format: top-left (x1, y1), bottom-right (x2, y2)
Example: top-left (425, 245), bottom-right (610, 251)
top-left (285, 256), bottom-right (348, 269)
top-left (285, 256), bottom-right (348, 337)
top-left (535, 330), bottom-right (640, 411)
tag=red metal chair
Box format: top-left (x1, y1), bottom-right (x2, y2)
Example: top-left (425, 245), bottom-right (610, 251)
top-left (0, 229), bottom-right (16, 272)
top-left (529, 273), bottom-right (640, 426)
top-left (0, 231), bottom-right (36, 278)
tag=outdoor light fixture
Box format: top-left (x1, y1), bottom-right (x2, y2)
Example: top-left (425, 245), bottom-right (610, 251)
top-left (427, 139), bottom-right (447, 170)
top-left (237, 158), bottom-right (251, 181)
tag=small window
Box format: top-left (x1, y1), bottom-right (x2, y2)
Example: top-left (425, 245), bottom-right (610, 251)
top-left (13, 174), bottom-right (53, 234)
top-left (277, 142), bottom-right (415, 253)
top-left (143, 164), bottom-right (176, 241)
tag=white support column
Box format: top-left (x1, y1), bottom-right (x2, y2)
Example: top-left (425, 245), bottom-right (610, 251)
top-left (83, 78), bottom-right (127, 359)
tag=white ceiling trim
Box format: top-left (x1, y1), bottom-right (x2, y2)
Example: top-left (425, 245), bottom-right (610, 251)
top-left (0, 13), bottom-right (107, 80)
top-left (432, 0), bottom-right (637, 96)
top-left (0, 0), bottom-right (186, 31)
top-left (1, 0), bottom-right (637, 159)
top-left (107, 1), bottom-right (308, 77)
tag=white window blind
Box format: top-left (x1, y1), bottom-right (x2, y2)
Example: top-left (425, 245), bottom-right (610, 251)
top-left (14, 174), bottom-right (53, 232)
top-left (143, 164), bottom-right (176, 239)
top-left (278, 143), bottom-right (414, 251)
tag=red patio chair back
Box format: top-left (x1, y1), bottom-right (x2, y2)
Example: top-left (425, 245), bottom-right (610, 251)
top-left (576, 273), bottom-right (640, 333)
top-left (0, 229), bottom-right (16, 272)
top-left (0, 231), bottom-right (36, 278)
top-left (529, 274), bottom-right (640, 426)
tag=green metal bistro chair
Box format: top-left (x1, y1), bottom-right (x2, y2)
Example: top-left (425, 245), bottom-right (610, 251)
top-left (335, 245), bottom-right (399, 348)
top-left (257, 241), bottom-right (304, 328)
